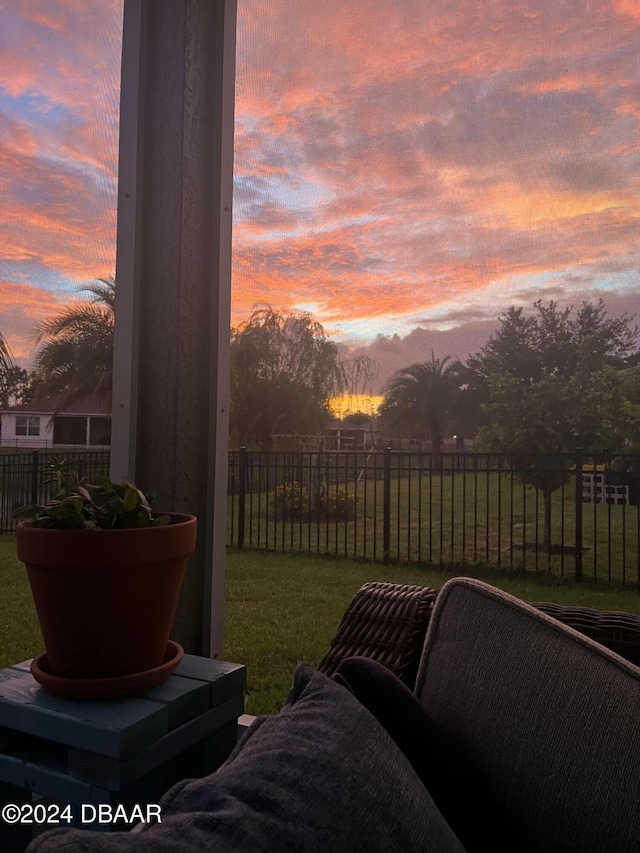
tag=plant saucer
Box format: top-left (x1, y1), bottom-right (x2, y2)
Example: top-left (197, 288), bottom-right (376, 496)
top-left (31, 641), bottom-right (184, 700)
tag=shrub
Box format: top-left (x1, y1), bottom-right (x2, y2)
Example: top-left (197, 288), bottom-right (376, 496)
top-left (269, 482), bottom-right (358, 521)
top-left (321, 486), bottom-right (358, 520)
top-left (270, 482), bottom-right (309, 519)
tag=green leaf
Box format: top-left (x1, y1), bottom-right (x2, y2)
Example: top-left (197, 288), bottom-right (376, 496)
top-left (16, 470), bottom-right (164, 531)
top-left (123, 487), bottom-right (140, 513)
top-left (13, 505), bottom-right (42, 521)
top-left (77, 485), bottom-right (93, 502)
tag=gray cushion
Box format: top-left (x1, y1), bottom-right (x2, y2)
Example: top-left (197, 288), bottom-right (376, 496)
top-left (416, 578), bottom-right (640, 853)
top-left (28, 664), bottom-right (465, 853)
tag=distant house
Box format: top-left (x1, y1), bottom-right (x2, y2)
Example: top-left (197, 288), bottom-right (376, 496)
top-left (325, 421), bottom-right (382, 451)
top-left (0, 393), bottom-right (111, 450)
top-left (384, 436), bottom-right (472, 452)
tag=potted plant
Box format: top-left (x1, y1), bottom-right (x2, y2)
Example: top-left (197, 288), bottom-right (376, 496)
top-left (14, 460), bottom-right (197, 699)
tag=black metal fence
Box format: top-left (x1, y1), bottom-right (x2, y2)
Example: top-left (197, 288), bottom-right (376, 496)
top-left (0, 450), bottom-right (111, 533)
top-left (228, 448), bottom-right (640, 585)
top-left (2, 448), bottom-right (639, 584)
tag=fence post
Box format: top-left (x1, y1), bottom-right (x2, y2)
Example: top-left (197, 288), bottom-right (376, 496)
top-left (383, 446), bottom-right (391, 563)
top-left (30, 450), bottom-right (39, 505)
top-left (238, 446), bottom-right (247, 549)
top-left (574, 447), bottom-right (583, 582)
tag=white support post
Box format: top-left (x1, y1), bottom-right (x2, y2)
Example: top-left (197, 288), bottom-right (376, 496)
top-left (110, 0), bottom-right (143, 483)
top-left (112, 0), bottom-right (236, 658)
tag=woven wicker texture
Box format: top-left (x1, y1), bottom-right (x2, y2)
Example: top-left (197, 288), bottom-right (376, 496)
top-left (531, 601), bottom-right (640, 667)
top-left (319, 583), bottom-right (640, 691)
top-left (317, 582), bottom-right (438, 689)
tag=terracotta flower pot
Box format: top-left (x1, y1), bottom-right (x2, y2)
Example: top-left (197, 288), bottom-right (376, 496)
top-left (17, 513), bottom-right (197, 682)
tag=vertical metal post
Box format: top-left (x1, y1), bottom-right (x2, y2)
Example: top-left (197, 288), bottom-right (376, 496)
top-left (238, 446), bottom-right (246, 549)
top-left (30, 450), bottom-right (39, 504)
top-left (575, 448), bottom-right (583, 582)
top-left (383, 446), bottom-right (391, 563)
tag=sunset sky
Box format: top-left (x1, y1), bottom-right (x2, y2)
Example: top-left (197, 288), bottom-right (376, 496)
top-left (1, 0), bottom-right (639, 390)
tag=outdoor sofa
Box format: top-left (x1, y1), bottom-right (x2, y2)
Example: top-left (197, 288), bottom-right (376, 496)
top-left (28, 578), bottom-right (640, 852)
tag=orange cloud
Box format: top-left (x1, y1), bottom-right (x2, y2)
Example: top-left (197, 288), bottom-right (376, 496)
top-left (232, 0), bottom-right (639, 346)
top-left (612, 0), bottom-right (640, 21)
top-left (0, 280), bottom-right (69, 365)
top-left (21, 9), bottom-right (68, 32)
top-left (2, 0), bottom-right (638, 369)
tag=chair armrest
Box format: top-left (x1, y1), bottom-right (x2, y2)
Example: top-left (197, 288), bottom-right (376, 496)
top-left (317, 582), bottom-right (438, 689)
top-left (319, 582), bottom-right (640, 693)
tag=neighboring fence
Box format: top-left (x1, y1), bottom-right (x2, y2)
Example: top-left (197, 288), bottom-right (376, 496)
top-left (0, 450), bottom-right (111, 533)
top-left (228, 448), bottom-right (640, 585)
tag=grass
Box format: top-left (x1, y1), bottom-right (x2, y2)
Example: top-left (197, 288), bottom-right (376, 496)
top-left (230, 471), bottom-right (640, 585)
top-left (223, 547), bottom-right (640, 716)
top-left (0, 536), bottom-right (42, 667)
top-left (2, 535), bottom-right (639, 717)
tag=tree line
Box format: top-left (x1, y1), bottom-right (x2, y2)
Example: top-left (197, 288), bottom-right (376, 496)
top-left (4, 281), bottom-right (639, 470)
top-left (4, 281), bottom-right (637, 551)
top-left (375, 299), bottom-right (640, 548)
top-left (227, 298), bottom-right (640, 451)
top-left (381, 299), bottom-right (640, 452)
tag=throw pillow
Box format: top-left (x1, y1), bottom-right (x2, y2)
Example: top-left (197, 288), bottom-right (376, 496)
top-left (28, 664), bottom-right (466, 853)
top-left (335, 656), bottom-right (519, 853)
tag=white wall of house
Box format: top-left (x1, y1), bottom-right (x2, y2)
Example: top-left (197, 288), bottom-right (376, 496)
top-left (0, 412), bottom-right (54, 448)
top-left (0, 412), bottom-right (111, 449)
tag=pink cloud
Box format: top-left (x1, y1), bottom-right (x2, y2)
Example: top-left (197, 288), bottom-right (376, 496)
top-left (612, 0), bottom-right (640, 22)
top-left (1, 0), bottom-right (638, 366)
top-left (0, 279), bottom-right (69, 365)
top-left (1, 1), bottom-right (120, 318)
top-left (233, 0), bottom-right (639, 343)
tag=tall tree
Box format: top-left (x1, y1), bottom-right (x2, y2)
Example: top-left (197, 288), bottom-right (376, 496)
top-left (379, 354), bottom-right (468, 453)
top-left (471, 299), bottom-right (640, 548)
top-left (0, 365), bottom-right (35, 408)
top-left (468, 298), bottom-right (638, 387)
top-left (482, 367), bottom-right (640, 547)
top-left (229, 306), bottom-right (377, 449)
top-left (32, 277), bottom-right (115, 407)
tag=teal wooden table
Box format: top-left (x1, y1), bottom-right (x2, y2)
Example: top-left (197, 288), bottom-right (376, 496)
top-left (0, 655), bottom-right (246, 852)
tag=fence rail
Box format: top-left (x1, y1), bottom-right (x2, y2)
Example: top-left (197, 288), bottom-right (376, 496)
top-left (1, 448), bottom-right (638, 584)
top-left (228, 448), bottom-right (640, 585)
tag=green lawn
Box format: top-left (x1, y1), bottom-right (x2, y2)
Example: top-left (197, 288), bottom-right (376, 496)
top-left (2, 536), bottom-right (639, 718)
top-left (0, 536), bottom-right (42, 667)
top-left (230, 471), bottom-right (640, 585)
top-left (223, 547), bottom-right (640, 715)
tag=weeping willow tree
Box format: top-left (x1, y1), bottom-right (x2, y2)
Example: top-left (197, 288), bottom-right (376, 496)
top-left (229, 306), bottom-right (377, 449)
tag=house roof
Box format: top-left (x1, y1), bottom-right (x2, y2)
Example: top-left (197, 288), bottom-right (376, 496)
top-left (1, 392), bottom-right (111, 416)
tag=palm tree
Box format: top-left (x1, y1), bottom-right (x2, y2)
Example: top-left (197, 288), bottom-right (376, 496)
top-left (379, 354), bottom-right (463, 454)
top-left (0, 331), bottom-right (15, 405)
top-left (32, 277), bottom-right (115, 407)
top-left (0, 331), bottom-right (13, 372)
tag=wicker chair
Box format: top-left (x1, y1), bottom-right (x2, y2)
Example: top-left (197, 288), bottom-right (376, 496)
top-left (317, 582), bottom-right (438, 690)
top-left (318, 582), bottom-right (640, 689)
top-left (530, 601), bottom-right (640, 667)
